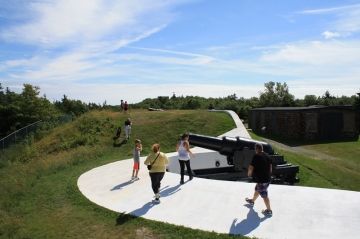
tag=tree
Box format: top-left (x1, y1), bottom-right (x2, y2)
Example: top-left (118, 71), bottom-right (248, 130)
top-left (320, 90), bottom-right (336, 106)
top-left (354, 92), bottom-right (360, 110)
top-left (304, 95), bottom-right (318, 106)
top-left (259, 81), bottom-right (295, 107)
top-left (54, 95), bottom-right (88, 116)
top-left (0, 84), bottom-right (58, 137)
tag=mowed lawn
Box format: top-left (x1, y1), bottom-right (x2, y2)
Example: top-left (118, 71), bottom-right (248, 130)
top-left (1, 109), bottom-right (359, 239)
top-left (1, 109), bottom-right (249, 239)
top-left (251, 132), bottom-right (360, 191)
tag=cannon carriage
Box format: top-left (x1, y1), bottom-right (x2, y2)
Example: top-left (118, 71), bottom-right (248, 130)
top-left (189, 133), bottom-right (299, 184)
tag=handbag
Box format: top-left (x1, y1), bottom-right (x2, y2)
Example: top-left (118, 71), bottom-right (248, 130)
top-left (147, 153), bottom-right (160, 170)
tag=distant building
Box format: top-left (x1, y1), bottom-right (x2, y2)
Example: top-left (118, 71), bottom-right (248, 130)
top-left (249, 105), bottom-right (359, 141)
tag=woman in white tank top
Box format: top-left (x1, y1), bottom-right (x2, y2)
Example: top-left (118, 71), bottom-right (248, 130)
top-left (176, 133), bottom-right (194, 184)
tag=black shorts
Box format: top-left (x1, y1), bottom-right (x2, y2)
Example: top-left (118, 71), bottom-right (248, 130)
top-left (255, 183), bottom-right (270, 198)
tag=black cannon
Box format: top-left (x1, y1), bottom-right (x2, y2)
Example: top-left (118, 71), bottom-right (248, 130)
top-left (189, 133), bottom-right (299, 184)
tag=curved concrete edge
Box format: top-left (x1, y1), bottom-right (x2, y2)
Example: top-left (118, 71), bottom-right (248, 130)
top-left (208, 109), bottom-right (251, 138)
top-left (77, 109), bottom-right (360, 238)
top-left (78, 158), bottom-right (360, 239)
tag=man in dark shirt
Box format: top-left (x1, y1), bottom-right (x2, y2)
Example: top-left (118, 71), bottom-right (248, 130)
top-left (246, 143), bottom-right (273, 216)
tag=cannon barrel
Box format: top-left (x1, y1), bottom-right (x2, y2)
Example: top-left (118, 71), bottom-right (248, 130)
top-left (188, 133), bottom-right (299, 184)
top-left (189, 133), bottom-right (274, 155)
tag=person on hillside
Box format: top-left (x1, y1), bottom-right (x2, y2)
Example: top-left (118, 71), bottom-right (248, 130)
top-left (124, 101), bottom-right (129, 113)
top-left (124, 118), bottom-right (132, 140)
top-left (120, 99), bottom-right (124, 112)
top-left (131, 139), bottom-right (142, 181)
top-left (176, 133), bottom-right (194, 185)
top-left (245, 143), bottom-right (273, 216)
top-left (144, 143), bottom-right (169, 204)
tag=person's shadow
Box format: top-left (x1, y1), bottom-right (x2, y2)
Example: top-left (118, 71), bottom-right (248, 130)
top-left (159, 184), bottom-right (181, 197)
top-left (229, 204), bottom-right (268, 235)
top-left (110, 180), bottom-right (133, 191)
top-left (116, 202), bottom-right (155, 225)
top-left (116, 184), bottom-right (181, 225)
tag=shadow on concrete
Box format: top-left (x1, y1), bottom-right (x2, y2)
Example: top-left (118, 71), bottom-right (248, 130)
top-left (110, 180), bottom-right (133, 191)
top-left (130, 202), bottom-right (156, 217)
top-left (160, 184), bottom-right (181, 197)
top-left (116, 202), bottom-right (156, 225)
top-left (229, 205), bottom-right (268, 235)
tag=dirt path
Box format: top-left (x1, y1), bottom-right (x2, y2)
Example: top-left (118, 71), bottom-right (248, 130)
top-left (260, 137), bottom-right (339, 161)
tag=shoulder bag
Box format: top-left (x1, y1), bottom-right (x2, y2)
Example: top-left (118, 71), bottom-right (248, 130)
top-left (147, 153), bottom-right (160, 170)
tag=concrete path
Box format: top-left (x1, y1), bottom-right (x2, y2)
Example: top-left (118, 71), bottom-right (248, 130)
top-left (77, 110), bottom-right (360, 238)
top-left (209, 109), bottom-right (251, 138)
top-left (78, 159), bottom-right (360, 239)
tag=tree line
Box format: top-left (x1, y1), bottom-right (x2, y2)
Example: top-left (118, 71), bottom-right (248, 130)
top-left (1, 81), bottom-right (359, 138)
top-left (0, 83), bottom-right (104, 138)
top-left (133, 81), bottom-right (360, 121)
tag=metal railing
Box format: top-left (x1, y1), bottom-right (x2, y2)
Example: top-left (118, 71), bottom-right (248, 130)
top-left (0, 120), bottom-right (43, 151)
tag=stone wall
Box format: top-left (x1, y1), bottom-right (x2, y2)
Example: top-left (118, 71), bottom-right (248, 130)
top-left (249, 107), bottom-right (359, 141)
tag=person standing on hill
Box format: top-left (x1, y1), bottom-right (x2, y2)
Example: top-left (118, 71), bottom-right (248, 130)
top-left (144, 143), bottom-right (169, 204)
top-left (176, 133), bottom-right (194, 185)
top-left (124, 118), bottom-right (132, 140)
top-left (120, 99), bottom-right (124, 112)
top-left (124, 101), bottom-right (129, 113)
top-left (245, 143), bottom-right (273, 216)
top-left (131, 139), bottom-right (142, 181)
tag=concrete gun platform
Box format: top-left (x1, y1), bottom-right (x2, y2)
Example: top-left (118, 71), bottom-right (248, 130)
top-left (78, 110), bottom-right (360, 238)
top-left (78, 157), bottom-right (360, 238)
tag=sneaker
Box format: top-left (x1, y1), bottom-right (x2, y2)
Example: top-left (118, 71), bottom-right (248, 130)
top-left (245, 198), bottom-right (254, 206)
top-left (131, 176), bottom-right (135, 180)
top-left (133, 177), bottom-right (139, 181)
top-left (155, 193), bottom-right (161, 199)
top-left (262, 209), bottom-right (273, 216)
top-left (152, 198), bottom-right (160, 204)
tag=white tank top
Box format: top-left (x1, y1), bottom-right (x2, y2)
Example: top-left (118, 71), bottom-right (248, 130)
top-left (178, 140), bottom-right (190, 160)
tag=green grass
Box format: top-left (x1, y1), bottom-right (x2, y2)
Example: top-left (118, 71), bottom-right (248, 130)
top-left (251, 132), bottom-right (360, 191)
top-left (1, 109), bottom-right (359, 238)
top-left (1, 109), bottom-right (247, 239)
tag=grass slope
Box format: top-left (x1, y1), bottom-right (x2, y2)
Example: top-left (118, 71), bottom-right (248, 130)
top-left (251, 133), bottom-right (360, 191)
top-left (1, 109), bottom-right (247, 239)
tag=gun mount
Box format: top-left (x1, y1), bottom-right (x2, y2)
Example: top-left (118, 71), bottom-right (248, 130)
top-left (189, 133), bottom-right (299, 184)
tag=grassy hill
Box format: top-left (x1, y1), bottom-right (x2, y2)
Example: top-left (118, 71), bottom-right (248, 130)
top-left (1, 109), bottom-right (359, 238)
top-left (0, 109), bottom-right (243, 239)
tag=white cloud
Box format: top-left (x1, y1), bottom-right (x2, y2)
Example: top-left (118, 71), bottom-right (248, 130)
top-left (35, 82), bottom-right (265, 104)
top-left (260, 40), bottom-right (360, 66)
top-left (0, 0), bottom-right (180, 46)
top-left (1, 1), bottom-right (359, 104)
top-left (298, 4), bottom-right (360, 14)
top-left (4, 38), bottom-right (360, 102)
top-left (299, 3), bottom-right (360, 37)
top-left (322, 31), bottom-right (341, 39)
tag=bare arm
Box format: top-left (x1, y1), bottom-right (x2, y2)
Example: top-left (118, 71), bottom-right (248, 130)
top-left (248, 165), bottom-right (254, 177)
top-left (184, 141), bottom-right (194, 157)
top-left (144, 155), bottom-right (150, 165)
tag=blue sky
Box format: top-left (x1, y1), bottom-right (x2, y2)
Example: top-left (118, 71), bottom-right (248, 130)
top-left (1, 0), bottom-right (360, 104)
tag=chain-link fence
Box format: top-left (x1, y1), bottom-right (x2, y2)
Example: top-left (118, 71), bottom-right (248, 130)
top-left (0, 121), bottom-right (42, 151)
top-left (0, 114), bottom-right (73, 151)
